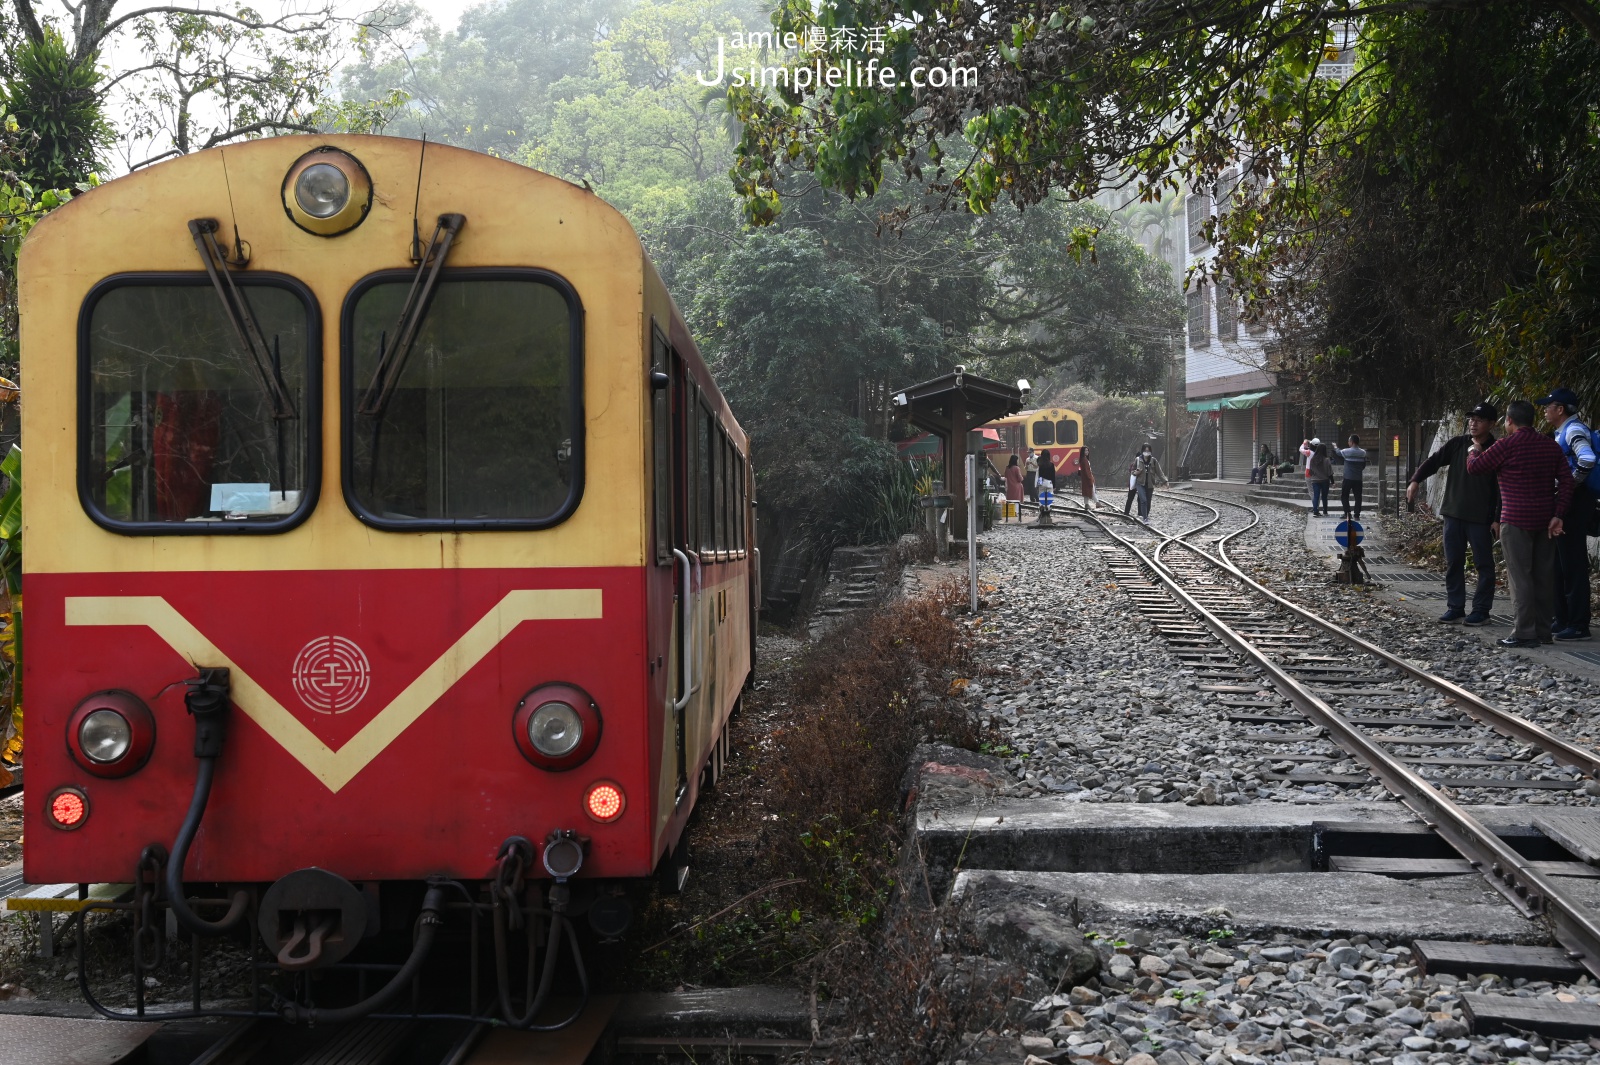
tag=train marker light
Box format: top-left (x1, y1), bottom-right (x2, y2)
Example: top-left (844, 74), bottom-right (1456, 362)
top-left (47, 787), bottom-right (89, 830)
top-left (584, 780), bottom-right (625, 823)
top-left (513, 683), bottom-right (601, 770)
top-left (281, 147), bottom-right (373, 237)
top-left (67, 691), bottom-right (156, 777)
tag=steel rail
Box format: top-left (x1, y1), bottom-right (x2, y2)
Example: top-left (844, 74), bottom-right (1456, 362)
top-left (1172, 492), bottom-right (1600, 780)
top-left (1075, 499), bottom-right (1600, 980)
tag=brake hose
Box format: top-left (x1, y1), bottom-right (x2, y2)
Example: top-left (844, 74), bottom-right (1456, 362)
top-left (278, 884), bottom-right (446, 1024)
top-left (492, 883), bottom-right (589, 1030)
top-left (165, 669), bottom-right (250, 936)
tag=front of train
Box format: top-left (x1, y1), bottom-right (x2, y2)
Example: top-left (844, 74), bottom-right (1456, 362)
top-left (18, 136), bottom-right (670, 1024)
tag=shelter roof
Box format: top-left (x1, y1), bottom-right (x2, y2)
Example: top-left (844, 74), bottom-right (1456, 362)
top-left (892, 370), bottom-right (1025, 436)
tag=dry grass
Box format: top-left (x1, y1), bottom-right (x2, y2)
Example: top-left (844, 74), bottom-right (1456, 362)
top-left (620, 581), bottom-right (985, 995)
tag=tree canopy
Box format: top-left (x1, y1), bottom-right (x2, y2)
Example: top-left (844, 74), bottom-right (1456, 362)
top-left (728, 0), bottom-right (1600, 410)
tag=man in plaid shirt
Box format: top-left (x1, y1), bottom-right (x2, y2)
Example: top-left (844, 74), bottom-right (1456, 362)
top-left (1466, 400), bottom-right (1575, 648)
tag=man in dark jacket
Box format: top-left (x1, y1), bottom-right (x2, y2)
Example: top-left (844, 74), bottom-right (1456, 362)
top-left (1407, 403), bottom-right (1501, 625)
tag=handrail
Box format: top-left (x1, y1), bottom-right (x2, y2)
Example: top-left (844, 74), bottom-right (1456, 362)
top-left (671, 548), bottom-right (700, 713)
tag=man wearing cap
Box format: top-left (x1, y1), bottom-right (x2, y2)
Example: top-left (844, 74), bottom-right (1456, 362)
top-left (1407, 403), bottom-right (1501, 624)
top-left (1541, 387), bottom-right (1597, 640)
top-left (1467, 400), bottom-right (1574, 648)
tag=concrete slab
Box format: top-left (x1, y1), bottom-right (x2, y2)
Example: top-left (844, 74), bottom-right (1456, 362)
top-left (951, 869), bottom-right (1546, 943)
top-left (0, 1014), bottom-right (162, 1065)
top-left (914, 782), bottom-right (1600, 898)
top-left (614, 986), bottom-right (823, 1038)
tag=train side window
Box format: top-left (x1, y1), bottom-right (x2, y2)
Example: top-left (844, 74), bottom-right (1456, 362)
top-left (343, 271), bottom-right (582, 529)
top-left (734, 443), bottom-right (745, 554)
top-left (1057, 419), bottom-right (1080, 445)
top-left (697, 402), bottom-right (713, 554)
top-left (1031, 420), bottom-right (1055, 446)
top-left (733, 447), bottom-right (746, 553)
top-left (723, 434), bottom-right (733, 554)
top-left (651, 325), bottom-right (671, 564)
top-left (80, 274), bottom-right (319, 534)
top-left (714, 427), bottom-right (728, 554)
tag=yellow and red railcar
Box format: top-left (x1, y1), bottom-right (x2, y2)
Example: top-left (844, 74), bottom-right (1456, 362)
top-left (982, 407), bottom-right (1085, 476)
top-left (19, 135), bottom-right (752, 1023)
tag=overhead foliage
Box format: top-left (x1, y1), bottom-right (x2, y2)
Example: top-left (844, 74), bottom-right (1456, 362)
top-left (10, 0), bottom-right (404, 170)
top-left (1211, 5), bottom-right (1600, 414)
top-left (1, 27), bottom-right (109, 190)
top-left (343, 0), bottom-right (768, 216)
top-left (727, 0), bottom-right (1600, 412)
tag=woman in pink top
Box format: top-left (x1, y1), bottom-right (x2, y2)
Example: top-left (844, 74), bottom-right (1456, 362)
top-left (1003, 454), bottom-right (1025, 521)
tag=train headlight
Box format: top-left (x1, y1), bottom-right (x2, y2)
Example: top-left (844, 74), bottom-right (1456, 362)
top-left (67, 690), bottom-right (156, 778)
top-left (281, 147), bottom-right (373, 237)
top-left (80, 709), bottom-right (132, 764)
top-left (529, 702), bottom-right (582, 758)
top-left (295, 164), bottom-right (349, 218)
top-left (512, 683), bottom-right (601, 771)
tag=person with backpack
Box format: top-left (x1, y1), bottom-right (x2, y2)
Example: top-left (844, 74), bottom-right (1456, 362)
top-left (1540, 387), bottom-right (1597, 640)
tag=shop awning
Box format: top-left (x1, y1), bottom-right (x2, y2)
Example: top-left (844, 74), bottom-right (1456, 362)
top-left (1187, 390), bottom-right (1271, 413)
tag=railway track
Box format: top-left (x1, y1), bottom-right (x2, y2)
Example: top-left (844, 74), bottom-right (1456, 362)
top-left (17, 996), bottom-right (821, 1064)
top-left (1022, 491), bottom-right (1600, 982)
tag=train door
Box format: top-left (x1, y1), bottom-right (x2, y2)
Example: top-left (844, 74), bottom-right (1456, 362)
top-left (671, 359), bottom-right (707, 810)
top-left (652, 326), bottom-right (692, 816)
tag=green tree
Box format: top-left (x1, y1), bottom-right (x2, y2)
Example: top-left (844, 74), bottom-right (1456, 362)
top-left (726, 0), bottom-right (1600, 411)
top-left (340, 0), bottom-right (631, 156)
top-left (1, 27), bottom-right (108, 190)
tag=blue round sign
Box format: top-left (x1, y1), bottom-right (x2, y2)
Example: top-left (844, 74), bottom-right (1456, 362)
top-left (1335, 519), bottom-right (1364, 548)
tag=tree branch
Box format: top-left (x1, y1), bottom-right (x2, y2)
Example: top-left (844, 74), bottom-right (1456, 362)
top-left (11, 0), bottom-right (43, 43)
top-left (89, 4), bottom-right (334, 55)
top-left (200, 119), bottom-right (319, 149)
top-left (1544, 0), bottom-right (1600, 39)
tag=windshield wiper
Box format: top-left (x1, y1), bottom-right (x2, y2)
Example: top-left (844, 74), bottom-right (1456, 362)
top-left (188, 219), bottom-right (297, 421)
top-left (358, 213), bottom-right (465, 419)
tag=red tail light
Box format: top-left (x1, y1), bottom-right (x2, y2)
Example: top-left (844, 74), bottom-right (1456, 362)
top-left (584, 781), bottom-right (625, 823)
top-left (48, 787), bottom-right (89, 830)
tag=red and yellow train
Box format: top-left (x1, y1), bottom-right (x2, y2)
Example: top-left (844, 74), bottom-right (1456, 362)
top-left (19, 135), bottom-right (753, 1023)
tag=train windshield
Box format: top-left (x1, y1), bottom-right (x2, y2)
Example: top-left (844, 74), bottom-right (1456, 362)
top-left (1031, 420), bottom-right (1055, 446)
top-left (1057, 419), bottom-right (1079, 445)
top-left (346, 274), bottom-right (581, 527)
top-left (82, 278), bottom-right (315, 530)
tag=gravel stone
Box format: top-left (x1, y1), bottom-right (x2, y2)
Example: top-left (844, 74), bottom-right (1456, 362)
top-left (935, 500), bottom-right (1600, 1065)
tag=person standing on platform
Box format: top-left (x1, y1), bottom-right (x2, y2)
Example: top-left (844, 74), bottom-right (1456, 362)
top-left (1539, 387), bottom-right (1597, 641)
top-left (1337, 434), bottom-right (1370, 524)
top-left (1079, 447), bottom-right (1097, 509)
top-left (1131, 443), bottom-right (1168, 523)
top-left (1467, 400), bottom-right (1574, 649)
top-left (1307, 440), bottom-right (1333, 517)
top-left (1003, 454), bottom-right (1025, 521)
top-left (1024, 449), bottom-right (1039, 504)
top-left (1037, 450), bottom-right (1057, 496)
top-left (1406, 402), bottom-right (1501, 625)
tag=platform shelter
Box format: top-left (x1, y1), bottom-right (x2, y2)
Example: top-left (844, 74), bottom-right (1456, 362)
top-left (892, 369), bottom-right (1026, 540)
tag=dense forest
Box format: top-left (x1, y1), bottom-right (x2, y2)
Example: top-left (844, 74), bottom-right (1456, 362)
top-left (2, 0), bottom-right (1183, 554)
